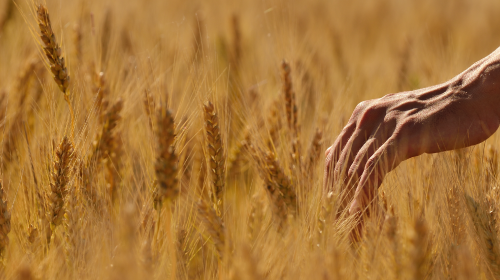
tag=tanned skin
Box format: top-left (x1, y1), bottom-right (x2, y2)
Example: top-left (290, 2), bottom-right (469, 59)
top-left (324, 47), bottom-right (500, 234)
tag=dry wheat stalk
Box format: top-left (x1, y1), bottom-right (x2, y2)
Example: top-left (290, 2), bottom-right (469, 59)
top-left (106, 132), bottom-right (123, 204)
top-left (447, 184), bottom-right (464, 245)
top-left (281, 60), bottom-right (298, 134)
top-left (0, 180), bottom-right (11, 256)
top-left (73, 23), bottom-right (82, 63)
top-left (16, 60), bottom-right (38, 108)
top-left (36, 4), bottom-right (75, 137)
top-left (100, 9), bottom-right (112, 67)
top-left (230, 14), bottom-right (241, 69)
top-left (191, 15), bottom-right (204, 64)
top-left (227, 128), bottom-right (250, 176)
top-left (89, 99), bottom-right (123, 168)
top-left (464, 194), bottom-right (500, 278)
top-left (197, 198), bottom-right (225, 259)
top-left (264, 152), bottom-right (297, 216)
top-left (143, 89), bottom-right (154, 130)
top-left (36, 5), bottom-right (70, 95)
top-left (63, 186), bottom-right (84, 266)
top-left (266, 100), bottom-right (281, 149)
top-left (93, 71), bottom-right (110, 123)
top-left (305, 128), bottom-right (323, 173)
top-left (409, 218), bottom-right (429, 280)
top-left (248, 194), bottom-right (264, 241)
top-left (48, 136), bottom-right (74, 231)
top-left (280, 61), bottom-right (302, 172)
top-left (249, 145), bottom-right (288, 229)
top-left (203, 101), bottom-right (225, 215)
top-left (154, 106), bottom-right (179, 207)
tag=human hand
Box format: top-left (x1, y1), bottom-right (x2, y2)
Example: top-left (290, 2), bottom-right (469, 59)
top-left (324, 47), bottom-right (500, 231)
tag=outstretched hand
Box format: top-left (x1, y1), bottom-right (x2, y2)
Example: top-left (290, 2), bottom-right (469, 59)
top-left (324, 47), bottom-right (500, 230)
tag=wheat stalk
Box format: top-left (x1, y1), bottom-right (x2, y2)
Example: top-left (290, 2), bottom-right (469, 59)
top-left (203, 101), bottom-right (225, 215)
top-left (264, 151), bottom-right (297, 216)
top-left (154, 105), bottom-right (179, 207)
top-left (249, 145), bottom-right (288, 229)
top-left (89, 99), bottom-right (123, 168)
top-left (36, 4), bottom-right (75, 137)
top-left (197, 198), bottom-right (225, 259)
top-left (464, 194), bottom-right (500, 278)
top-left (0, 180), bottom-right (11, 257)
top-left (48, 136), bottom-right (74, 231)
top-left (305, 128), bottom-right (323, 174)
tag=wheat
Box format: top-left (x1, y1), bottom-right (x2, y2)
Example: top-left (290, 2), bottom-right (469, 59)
top-left (249, 145), bottom-right (288, 229)
top-left (305, 128), bottom-right (323, 174)
top-left (227, 128), bottom-right (250, 176)
top-left (48, 136), bottom-right (74, 231)
top-left (36, 5), bottom-right (70, 95)
top-left (0, 181), bottom-right (10, 257)
top-left (409, 217), bottom-right (430, 280)
top-left (203, 101), bottom-right (225, 215)
top-left (89, 99), bottom-right (123, 168)
top-left (264, 151), bottom-right (297, 216)
top-left (464, 194), bottom-right (500, 278)
top-left (36, 4), bottom-right (75, 137)
top-left (154, 106), bottom-right (179, 207)
top-left (197, 198), bottom-right (225, 259)
top-left (92, 71), bottom-right (110, 123)
top-left (281, 60), bottom-right (298, 134)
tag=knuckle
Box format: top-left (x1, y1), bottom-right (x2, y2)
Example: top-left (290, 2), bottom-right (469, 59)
top-left (354, 100), bottom-right (369, 111)
top-left (384, 110), bottom-right (399, 122)
top-left (358, 105), bottom-right (384, 128)
top-left (397, 117), bottom-right (417, 134)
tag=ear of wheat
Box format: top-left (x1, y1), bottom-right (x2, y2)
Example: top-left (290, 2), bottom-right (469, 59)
top-left (36, 5), bottom-right (70, 95)
top-left (464, 194), bottom-right (500, 278)
top-left (203, 101), bottom-right (225, 215)
top-left (48, 136), bottom-right (74, 231)
top-left (197, 198), bottom-right (225, 259)
top-left (154, 105), bottom-right (179, 207)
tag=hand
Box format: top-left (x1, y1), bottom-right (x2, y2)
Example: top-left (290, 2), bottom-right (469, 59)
top-left (324, 47), bottom-right (500, 228)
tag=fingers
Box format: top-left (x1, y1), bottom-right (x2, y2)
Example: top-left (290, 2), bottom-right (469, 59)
top-left (333, 129), bottom-right (368, 182)
top-left (349, 137), bottom-right (404, 215)
top-left (324, 123), bottom-right (356, 193)
top-left (335, 124), bottom-right (394, 216)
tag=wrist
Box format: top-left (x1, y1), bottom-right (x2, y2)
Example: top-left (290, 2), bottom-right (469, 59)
top-left (458, 49), bottom-right (500, 119)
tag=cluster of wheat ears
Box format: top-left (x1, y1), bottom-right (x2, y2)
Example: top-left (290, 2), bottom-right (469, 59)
top-left (2, 0), bottom-right (500, 279)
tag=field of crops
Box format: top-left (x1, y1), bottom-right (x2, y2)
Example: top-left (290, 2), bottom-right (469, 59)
top-left (1, 0), bottom-right (500, 279)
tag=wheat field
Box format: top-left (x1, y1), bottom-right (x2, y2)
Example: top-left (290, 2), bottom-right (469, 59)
top-left (1, 0), bottom-right (500, 279)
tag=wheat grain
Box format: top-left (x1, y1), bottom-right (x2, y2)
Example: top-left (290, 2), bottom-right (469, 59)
top-left (48, 136), bottom-right (74, 231)
top-left (264, 151), bottom-right (297, 216)
top-left (154, 106), bottom-right (179, 206)
top-left (36, 5), bottom-right (70, 95)
top-left (203, 101), bottom-right (225, 215)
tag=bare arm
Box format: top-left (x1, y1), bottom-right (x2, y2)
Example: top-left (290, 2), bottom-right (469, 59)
top-left (324, 47), bottom-right (500, 225)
